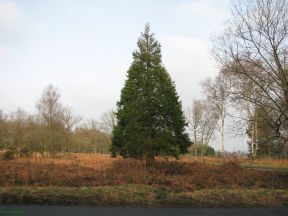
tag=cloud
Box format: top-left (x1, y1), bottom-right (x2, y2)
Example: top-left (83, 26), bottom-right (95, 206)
top-left (178, 1), bottom-right (209, 14)
top-left (176, 0), bottom-right (229, 32)
top-left (162, 36), bottom-right (214, 74)
top-left (0, 0), bottom-right (23, 28)
top-left (0, 47), bottom-right (8, 55)
top-left (178, 0), bottom-right (228, 16)
top-left (161, 36), bottom-right (217, 106)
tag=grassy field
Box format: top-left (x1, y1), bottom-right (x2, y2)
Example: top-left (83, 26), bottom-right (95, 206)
top-left (0, 153), bottom-right (288, 207)
top-left (185, 155), bottom-right (288, 170)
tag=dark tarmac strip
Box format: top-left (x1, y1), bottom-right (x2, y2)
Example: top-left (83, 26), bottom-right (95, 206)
top-left (1, 206), bottom-right (288, 216)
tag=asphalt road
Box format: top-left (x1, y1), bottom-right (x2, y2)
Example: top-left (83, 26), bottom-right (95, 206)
top-left (0, 206), bottom-right (288, 216)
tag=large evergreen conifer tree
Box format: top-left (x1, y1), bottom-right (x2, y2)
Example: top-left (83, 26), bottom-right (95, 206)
top-left (111, 24), bottom-right (191, 167)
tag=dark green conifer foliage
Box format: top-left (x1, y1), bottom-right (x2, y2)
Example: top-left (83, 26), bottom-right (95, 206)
top-left (111, 24), bottom-right (191, 166)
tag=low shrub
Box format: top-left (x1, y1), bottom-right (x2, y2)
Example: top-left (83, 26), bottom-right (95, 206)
top-left (2, 150), bottom-right (16, 161)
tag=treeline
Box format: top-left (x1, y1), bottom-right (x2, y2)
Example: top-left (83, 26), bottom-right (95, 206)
top-left (4, 0), bottom-right (288, 160)
top-left (0, 85), bottom-right (115, 156)
top-left (0, 83), bottom-right (217, 158)
top-left (187, 0), bottom-right (288, 159)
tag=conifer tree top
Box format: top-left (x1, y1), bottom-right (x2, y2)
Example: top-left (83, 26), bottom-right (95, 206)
top-left (133, 23), bottom-right (162, 66)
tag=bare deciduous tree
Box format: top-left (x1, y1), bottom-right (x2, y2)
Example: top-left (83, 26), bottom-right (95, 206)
top-left (198, 103), bottom-right (219, 147)
top-left (187, 100), bottom-right (204, 148)
top-left (36, 85), bottom-right (64, 154)
top-left (10, 108), bottom-right (29, 154)
top-left (186, 99), bottom-right (219, 156)
top-left (85, 119), bottom-right (99, 153)
top-left (100, 109), bottom-right (116, 137)
top-left (61, 106), bottom-right (82, 153)
top-left (201, 73), bottom-right (230, 153)
top-left (0, 110), bottom-right (8, 148)
top-left (212, 0), bottom-right (288, 148)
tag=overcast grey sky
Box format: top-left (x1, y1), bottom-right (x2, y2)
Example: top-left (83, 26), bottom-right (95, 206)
top-left (0, 0), bottom-right (247, 151)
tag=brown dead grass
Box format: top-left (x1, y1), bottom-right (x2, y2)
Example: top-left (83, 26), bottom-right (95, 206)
top-left (0, 153), bottom-right (287, 192)
top-left (183, 155), bottom-right (288, 169)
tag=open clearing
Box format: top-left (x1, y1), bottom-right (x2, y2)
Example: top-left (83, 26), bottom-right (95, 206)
top-left (0, 153), bottom-right (288, 207)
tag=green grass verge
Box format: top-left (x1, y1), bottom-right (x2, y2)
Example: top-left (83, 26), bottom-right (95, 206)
top-left (203, 162), bottom-right (288, 171)
top-left (0, 185), bottom-right (288, 207)
top-left (241, 163), bottom-right (288, 171)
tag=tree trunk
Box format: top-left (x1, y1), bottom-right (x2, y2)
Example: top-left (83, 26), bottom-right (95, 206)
top-left (65, 131), bottom-right (69, 153)
top-left (255, 119), bottom-right (258, 158)
top-left (251, 120), bottom-right (255, 158)
top-left (221, 113), bottom-right (225, 153)
top-left (194, 127), bottom-right (197, 157)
